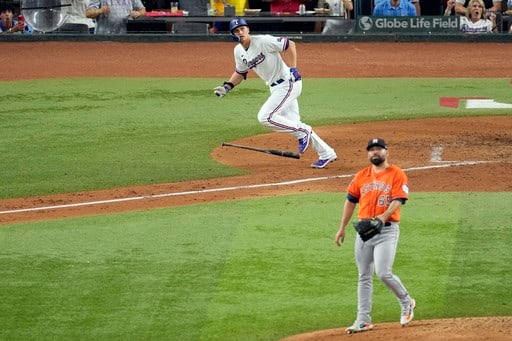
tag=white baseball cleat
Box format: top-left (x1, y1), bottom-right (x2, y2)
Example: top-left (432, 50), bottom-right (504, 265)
top-left (345, 322), bottom-right (374, 334)
top-left (400, 298), bottom-right (416, 326)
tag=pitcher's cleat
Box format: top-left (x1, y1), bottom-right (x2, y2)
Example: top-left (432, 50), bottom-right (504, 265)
top-left (400, 298), bottom-right (416, 326)
top-left (345, 322), bottom-right (374, 334)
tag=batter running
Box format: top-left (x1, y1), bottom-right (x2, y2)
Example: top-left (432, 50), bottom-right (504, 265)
top-left (214, 18), bottom-right (337, 168)
top-left (334, 138), bottom-right (415, 333)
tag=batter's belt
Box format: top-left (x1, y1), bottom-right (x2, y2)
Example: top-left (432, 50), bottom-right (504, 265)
top-left (270, 78), bottom-right (285, 87)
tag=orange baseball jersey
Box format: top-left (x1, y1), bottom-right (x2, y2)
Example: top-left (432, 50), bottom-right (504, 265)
top-left (347, 164), bottom-right (409, 222)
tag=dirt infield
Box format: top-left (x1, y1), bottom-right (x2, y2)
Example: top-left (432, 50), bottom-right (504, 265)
top-left (1, 41), bottom-right (511, 339)
top-left (282, 316), bottom-right (512, 340)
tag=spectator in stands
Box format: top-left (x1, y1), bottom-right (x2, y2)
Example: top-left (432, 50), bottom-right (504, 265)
top-left (0, 4), bottom-right (33, 34)
top-left (448, 0), bottom-right (497, 32)
top-left (410, 0), bottom-right (420, 14)
top-left (374, 0), bottom-right (420, 14)
top-left (317, 0), bottom-right (353, 18)
top-left (454, 0), bottom-right (502, 31)
top-left (502, 0), bottom-right (512, 32)
top-left (319, 0), bottom-right (354, 34)
top-left (86, 0), bottom-right (147, 34)
top-left (444, 0), bottom-right (456, 15)
top-left (455, 0), bottom-right (501, 14)
top-left (372, 0), bottom-right (417, 16)
top-left (60, 0), bottom-right (96, 33)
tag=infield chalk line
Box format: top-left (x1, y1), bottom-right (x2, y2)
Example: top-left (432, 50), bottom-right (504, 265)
top-left (0, 160), bottom-right (491, 215)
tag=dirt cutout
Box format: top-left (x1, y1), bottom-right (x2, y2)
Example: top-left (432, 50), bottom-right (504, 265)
top-left (282, 316), bottom-right (512, 341)
top-left (1, 42), bottom-right (511, 339)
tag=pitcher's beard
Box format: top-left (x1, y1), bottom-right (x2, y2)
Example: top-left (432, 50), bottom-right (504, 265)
top-left (371, 156), bottom-right (384, 166)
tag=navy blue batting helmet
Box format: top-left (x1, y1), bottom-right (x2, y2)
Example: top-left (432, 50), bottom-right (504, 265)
top-left (229, 17), bottom-right (248, 33)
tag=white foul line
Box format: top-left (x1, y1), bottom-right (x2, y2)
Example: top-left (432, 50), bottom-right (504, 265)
top-left (0, 160), bottom-right (491, 215)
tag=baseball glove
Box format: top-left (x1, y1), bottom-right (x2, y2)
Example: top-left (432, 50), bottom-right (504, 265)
top-left (353, 218), bottom-right (384, 242)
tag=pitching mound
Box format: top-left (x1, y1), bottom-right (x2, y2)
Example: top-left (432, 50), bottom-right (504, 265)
top-left (282, 316), bottom-right (512, 340)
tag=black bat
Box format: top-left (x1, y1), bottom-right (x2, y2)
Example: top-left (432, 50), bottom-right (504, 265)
top-left (221, 142), bottom-right (301, 159)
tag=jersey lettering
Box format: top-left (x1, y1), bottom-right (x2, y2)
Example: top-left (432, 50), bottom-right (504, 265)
top-left (361, 181), bottom-right (391, 195)
top-left (233, 35), bottom-right (289, 85)
top-left (246, 52), bottom-right (266, 69)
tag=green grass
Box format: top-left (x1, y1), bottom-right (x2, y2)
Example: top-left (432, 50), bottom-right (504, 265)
top-left (1, 77), bottom-right (511, 339)
top-left (0, 78), bottom-right (510, 198)
top-left (1, 192), bottom-right (511, 340)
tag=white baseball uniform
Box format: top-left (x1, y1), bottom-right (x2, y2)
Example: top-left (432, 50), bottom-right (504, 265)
top-left (233, 35), bottom-right (336, 160)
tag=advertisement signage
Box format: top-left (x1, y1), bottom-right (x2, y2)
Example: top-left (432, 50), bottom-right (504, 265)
top-left (357, 16), bottom-right (460, 33)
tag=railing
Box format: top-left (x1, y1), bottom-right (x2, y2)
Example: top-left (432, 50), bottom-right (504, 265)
top-left (1, 0), bottom-right (510, 41)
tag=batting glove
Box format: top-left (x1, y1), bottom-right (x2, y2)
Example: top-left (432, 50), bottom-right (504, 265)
top-left (214, 82), bottom-right (234, 98)
top-left (290, 68), bottom-right (301, 82)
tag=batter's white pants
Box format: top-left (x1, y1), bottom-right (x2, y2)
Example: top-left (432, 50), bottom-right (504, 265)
top-left (353, 223), bottom-right (411, 324)
top-left (257, 79), bottom-right (336, 159)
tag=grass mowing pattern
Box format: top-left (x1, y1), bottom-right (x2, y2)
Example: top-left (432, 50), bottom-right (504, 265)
top-left (0, 78), bottom-right (510, 199)
top-left (1, 192), bottom-right (511, 340)
top-left (446, 193), bottom-right (512, 317)
top-left (1, 207), bottom-right (240, 339)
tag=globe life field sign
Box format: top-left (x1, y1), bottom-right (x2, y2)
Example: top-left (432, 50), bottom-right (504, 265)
top-left (357, 16), bottom-right (460, 33)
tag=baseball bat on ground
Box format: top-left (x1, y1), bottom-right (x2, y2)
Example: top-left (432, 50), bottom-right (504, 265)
top-left (221, 142), bottom-right (301, 159)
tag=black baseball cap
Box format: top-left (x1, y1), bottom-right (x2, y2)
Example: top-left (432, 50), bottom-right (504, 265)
top-left (366, 138), bottom-right (387, 150)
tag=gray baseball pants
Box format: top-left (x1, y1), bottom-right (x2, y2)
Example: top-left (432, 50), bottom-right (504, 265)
top-left (354, 223), bottom-right (411, 324)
